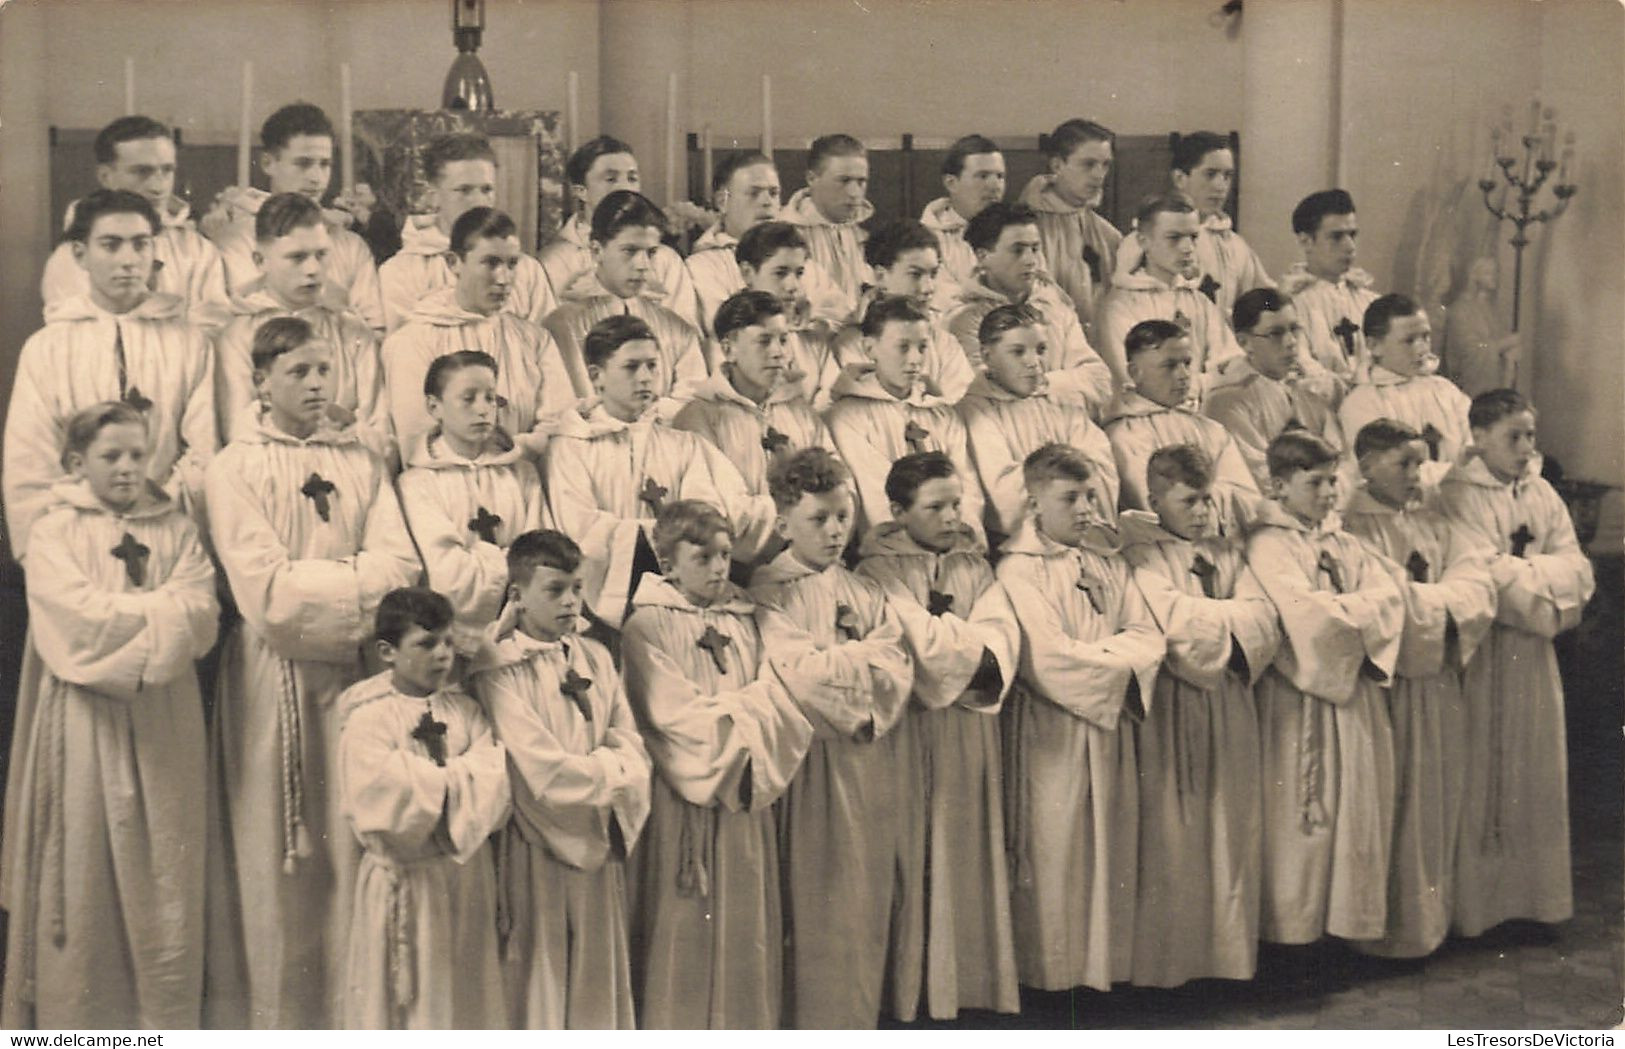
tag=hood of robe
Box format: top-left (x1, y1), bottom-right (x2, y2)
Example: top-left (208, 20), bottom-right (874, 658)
top-left (827, 366), bottom-right (948, 408)
top-left (1101, 388), bottom-right (1188, 424)
top-left (1001, 514), bottom-right (1120, 558)
top-left (229, 276), bottom-right (351, 318)
top-left (238, 402), bottom-right (363, 448)
top-left (44, 291), bottom-right (186, 326)
top-left (1342, 484), bottom-right (1427, 519)
top-left (1113, 209), bottom-right (1235, 275)
top-left (750, 546), bottom-right (843, 589)
top-left (1109, 249), bottom-right (1204, 291)
top-left (397, 215), bottom-right (452, 258)
top-left (1017, 173), bottom-right (1097, 217)
top-left (1278, 261), bottom-right (1376, 297)
top-left (690, 223), bottom-right (737, 254)
top-left (472, 616), bottom-right (597, 673)
top-left (781, 187), bottom-right (875, 230)
top-left (536, 400), bottom-right (657, 441)
top-left (919, 196), bottom-right (969, 238)
top-left (688, 369), bottom-right (808, 410)
top-left (556, 271), bottom-right (660, 308)
top-left (401, 426), bottom-right (523, 470)
top-left (338, 670), bottom-right (474, 724)
top-left (217, 184), bottom-right (353, 229)
top-left (962, 371), bottom-right (1050, 404)
top-left (630, 572), bottom-right (757, 616)
top-left (1248, 496), bottom-right (1344, 536)
top-left (1445, 447), bottom-right (1544, 491)
top-left (404, 286), bottom-right (491, 328)
top-left (856, 519), bottom-right (982, 560)
top-left (62, 193), bottom-right (194, 233)
top-left (45, 476), bottom-right (174, 519)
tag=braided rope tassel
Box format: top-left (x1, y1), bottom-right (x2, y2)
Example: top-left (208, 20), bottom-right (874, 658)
top-left (16, 680), bottom-right (70, 1006)
top-left (1298, 697), bottom-right (1329, 834)
top-left (1482, 668), bottom-right (1505, 853)
top-left (45, 678), bottom-right (68, 949)
top-left (278, 659), bottom-right (311, 874)
top-left (675, 803), bottom-right (713, 899)
top-left (387, 870), bottom-right (415, 1016)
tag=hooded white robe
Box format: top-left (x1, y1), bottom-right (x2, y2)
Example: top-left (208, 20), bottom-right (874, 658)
top-left (919, 196), bottom-right (981, 297)
top-left (944, 275), bottom-right (1113, 417)
top-left (1016, 174), bottom-right (1123, 337)
top-left (378, 216), bottom-right (558, 333)
top-left (1339, 367), bottom-right (1473, 489)
top-left (1097, 260), bottom-right (1245, 400)
top-left (684, 222), bottom-right (854, 336)
top-left (1103, 389), bottom-right (1259, 522)
top-left (542, 279), bottom-right (708, 404)
top-left (779, 188), bottom-right (874, 304)
top-left (1278, 263), bottom-right (1380, 394)
top-left (830, 286), bottom-right (977, 405)
top-left (671, 370), bottom-right (840, 502)
top-left (1204, 359), bottom-right (1345, 491)
top-left (537, 212), bottom-right (702, 333)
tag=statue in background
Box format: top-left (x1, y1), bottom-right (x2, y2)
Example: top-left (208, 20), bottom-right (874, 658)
top-left (1443, 256), bottom-right (1522, 397)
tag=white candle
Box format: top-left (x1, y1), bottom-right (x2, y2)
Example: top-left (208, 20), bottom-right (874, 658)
top-left (124, 57), bottom-right (135, 115)
top-left (665, 71), bottom-right (679, 204)
top-left (566, 71), bottom-right (580, 153)
top-left (340, 63), bottom-right (354, 194)
top-left (761, 74), bottom-right (773, 157)
top-left (237, 61), bottom-right (254, 188)
top-left (702, 124), bottom-right (713, 204)
top-left (1560, 131), bottom-right (1575, 183)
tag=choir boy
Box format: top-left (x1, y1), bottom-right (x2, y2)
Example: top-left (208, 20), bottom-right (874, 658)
top-left (920, 133), bottom-right (1007, 293)
top-left (734, 222), bottom-right (844, 405)
top-left (780, 133), bottom-right (874, 302)
top-left (1168, 131), bottom-right (1274, 320)
top-left (1279, 189), bottom-right (1377, 393)
top-left (1017, 118), bottom-right (1123, 335)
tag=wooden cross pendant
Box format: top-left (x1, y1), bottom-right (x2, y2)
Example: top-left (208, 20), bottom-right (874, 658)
top-left (123, 386), bottom-right (153, 413)
top-left (639, 477), bottom-right (669, 515)
top-left (1509, 523), bottom-right (1536, 558)
top-left (1405, 550), bottom-right (1431, 583)
top-left (1420, 423), bottom-right (1444, 462)
top-left (1076, 573), bottom-right (1105, 614)
top-left (761, 426), bottom-right (791, 455)
top-left (1332, 317), bottom-right (1360, 361)
top-left (1316, 549), bottom-right (1347, 594)
top-left (834, 602), bottom-right (862, 641)
top-left (926, 589), bottom-right (954, 616)
top-left (301, 472), bottom-right (337, 522)
top-left (1198, 274), bottom-right (1222, 303)
top-left (903, 420), bottom-right (930, 453)
top-left (1190, 552), bottom-right (1219, 598)
top-left (559, 667), bottom-right (595, 722)
top-left (696, 624), bottom-right (732, 674)
top-left (411, 705), bottom-right (449, 767)
top-left (468, 505), bottom-right (503, 544)
top-left (110, 531), bottom-right (150, 587)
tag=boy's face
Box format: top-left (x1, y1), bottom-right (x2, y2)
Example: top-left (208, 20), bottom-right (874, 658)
top-left (1137, 208), bottom-right (1200, 282)
top-left (1126, 336), bottom-right (1194, 408)
top-left (1370, 311), bottom-right (1433, 377)
top-left (1029, 475), bottom-right (1104, 548)
top-left (983, 325), bottom-right (1047, 398)
top-left (577, 152), bottom-right (640, 214)
top-left (874, 247), bottom-right (940, 309)
top-left (806, 153), bottom-right (869, 223)
top-left (99, 135), bottom-right (177, 209)
top-left (434, 158), bottom-right (497, 228)
top-left (593, 225), bottom-right (661, 298)
top-left (262, 133), bottom-right (333, 199)
top-left (865, 319), bottom-right (930, 398)
top-left (452, 233), bottom-right (521, 314)
top-left (427, 365), bottom-right (500, 450)
top-left (666, 532), bottom-right (733, 608)
top-left (720, 162), bottom-right (781, 232)
top-left (257, 338), bottom-right (335, 436)
top-left (381, 622), bottom-right (456, 697)
top-left (1238, 304), bottom-right (1303, 381)
top-left (1473, 409), bottom-right (1538, 482)
top-left (944, 151), bottom-right (1006, 221)
top-left (777, 487), bottom-right (854, 571)
top-left (511, 564), bottom-right (585, 643)
top-left (1274, 462), bottom-right (1340, 526)
top-left (1171, 148), bottom-right (1235, 217)
top-left (741, 247), bottom-right (807, 309)
top-left (723, 312), bottom-right (793, 395)
top-left (1361, 440), bottom-right (1426, 508)
top-left (1299, 211), bottom-right (1358, 278)
top-left (978, 223), bottom-right (1042, 298)
top-left (1050, 139), bottom-right (1112, 208)
top-left (892, 474), bottom-right (965, 553)
top-left (591, 339), bottom-right (662, 421)
top-left (75, 211), bottom-right (156, 313)
top-left (69, 421), bottom-right (149, 513)
top-left (1149, 480), bottom-right (1215, 541)
top-left (255, 222), bottom-right (331, 308)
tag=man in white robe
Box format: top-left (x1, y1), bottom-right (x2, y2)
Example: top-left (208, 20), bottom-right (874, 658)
top-left (920, 134), bottom-right (1007, 296)
top-left (1168, 131), bottom-right (1274, 322)
top-left (1278, 189), bottom-right (1377, 394)
top-left (731, 223), bottom-right (847, 407)
top-left (779, 134), bottom-right (874, 302)
top-left (1017, 119), bottom-right (1123, 338)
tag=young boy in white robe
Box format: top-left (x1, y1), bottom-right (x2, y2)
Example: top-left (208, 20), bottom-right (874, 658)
top-left (1278, 189), bottom-right (1377, 395)
top-left (1168, 131), bottom-right (1274, 321)
top-left (780, 133), bottom-right (875, 303)
top-left (382, 207), bottom-right (567, 450)
top-left (215, 192), bottom-right (387, 454)
top-left (996, 442), bottom-right (1164, 992)
top-left (621, 500), bottom-right (814, 1029)
top-left (544, 314), bottom-right (771, 628)
top-left (337, 587), bottom-right (510, 1029)
top-left (539, 135), bottom-right (700, 330)
top-left (958, 304), bottom-right (1118, 548)
top-left (732, 222), bottom-right (844, 406)
top-left (748, 448), bottom-right (915, 1029)
top-left (824, 296), bottom-right (984, 545)
top-left (378, 131), bottom-right (557, 332)
top-left (1118, 444), bottom-right (1279, 987)
top-left (40, 115), bottom-right (231, 331)
top-left (207, 102), bottom-right (384, 330)
top-left (544, 191), bottom-right (708, 403)
top-left (397, 351), bottom-right (545, 654)
top-left (4, 190), bottom-right (216, 560)
top-left (855, 452), bottom-right (1021, 1021)
top-left (1247, 430), bottom-right (1404, 947)
top-left (1, 402), bottom-right (217, 1030)
top-left (1342, 419), bottom-right (1496, 958)
top-left (944, 202), bottom-right (1112, 416)
top-left (920, 134), bottom-right (1007, 295)
top-left (1439, 390), bottom-right (1595, 937)
top-left (1017, 119), bottom-right (1123, 336)
top-left (473, 530), bottom-right (651, 1029)
top-left (202, 317), bottom-right (421, 1028)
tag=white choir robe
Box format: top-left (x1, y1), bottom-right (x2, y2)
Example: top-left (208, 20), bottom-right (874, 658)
top-left (538, 212), bottom-right (702, 332)
top-left (1438, 454), bottom-right (1595, 935)
top-left (684, 222), bottom-right (854, 336)
top-left (2, 293), bottom-right (216, 559)
top-left (855, 523), bottom-right (1021, 1021)
top-left (823, 370), bottom-right (985, 547)
top-left (0, 481), bottom-right (216, 1030)
top-left (1103, 390), bottom-right (1260, 524)
top-left (945, 275), bottom-right (1113, 417)
top-left (1097, 263), bottom-right (1245, 401)
top-left (994, 519), bottom-right (1164, 991)
top-left (779, 188), bottom-right (874, 304)
top-left (1341, 486), bottom-right (1497, 958)
top-left (620, 576), bottom-right (814, 1029)
top-left (378, 217), bottom-right (558, 333)
top-left (1117, 511), bottom-right (1279, 987)
top-left (381, 288), bottom-right (571, 450)
top-left (1339, 367), bottom-right (1474, 489)
top-left (1245, 499), bottom-right (1405, 944)
top-left (543, 404), bottom-right (774, 627)
top-left (202, 411), bottom-right (422, 1029)
top-left (1278, 263), bottom-right (1380, 395)
top-left (337, 673), bottom-right (511, 1029)
top-left (542, 279), bottom-right (708, 404)
top-left (830, 287), bottom-right (976, 405)
top-left (472, 627), bottom-right (652, 1030)
top-left (1204, 359), bottom-right (1345, 491)
top-left (1016, 174), bottom-right (1123, 338)
top-left (919, 197), bottom-right (980, 298)
top-left (958, 372), bottom-right (1120, 546)
top-left (41, 195), bottom-right (232, 331)
top-left (1113, 211), bottom-right (1275, 326)
top-left (748, 551), bottom-right (916, 1029)
top-left (396, 430), bottom-right (545, 654)
top-left (671, 370), bottom-right (840, 503)
top-left (209, 186), bottom-right (385, 331)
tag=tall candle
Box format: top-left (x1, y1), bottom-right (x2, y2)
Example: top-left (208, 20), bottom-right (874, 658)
top-left (340, 63), bottom-right (354, 194)
top-left (237, 61), bottom-right (255, 188)
top-left (702, 124), bottom-right (713, 205)
top-left (665, 72), bottom-right (679, 204)
top-left (1560, 130), bottom-right (1575, 183)
top-left (566, 70), bottom-right (580, 153)
top-left (124, 57), bottom-right (135, 115)
top-left (761, 74), bottom-right (773, 157)
top-left (1541, 109), bottom-right (1556, 164)
top-left (1528, 97), bottom-right (1541, 137)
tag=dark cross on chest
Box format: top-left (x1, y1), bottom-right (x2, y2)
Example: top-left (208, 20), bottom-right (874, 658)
top-left (411, 706), bottom-right (449, 767)
top-left (1509, 523), bottom-right (1536, 558)
top-left (638, 477), bottom-right (668, 516)
top-left (1405, 550), bottom-right (1431, 583)
top-left (1190, 551), bottom-right (1219, 598)
top-left (834, 602), bottom-right (862, 641)
top-left (1198, 274), bottom-right (1223, 303)
top-left (110, 531), bottom-right (150, 587)
top-left (1076, 572), bottom-right (1106, 614)
top-left (1317, 549), bottom-right (1347, 594)
top-left (761, 426), bottom-right (791, 456)
top-left (696, 624), bottom-right (732, 674)
top-left (926, 588), bottom-right (955, 616)
top-left (1420, 423), bottom-right (1444, 462)
top-left (903, 420), bottom-right (931, 454)
top-left (300, 472), bottom-right (337, 522)
top-left (1081, 244), bottom-right (1103, 286)
top-left (468, 506), bottom-right (503, 544)
top-left (1332, 317), bottom-right (1360, 362)
top-left (559, 667), bottom-right (595, 722)
top-left (123, 386), bottom-right (153, 413)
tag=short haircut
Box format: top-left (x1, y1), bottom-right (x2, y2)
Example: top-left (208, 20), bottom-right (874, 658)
top-left (507, 529), bottom-right (582, 586)
top-left (1145, 443), bottom-right (1214, 500)
top-left (652, 499), bottom-right (732, 567)
top-left (942, 133), bottom-right (1000, 177)
top-left (885, 451), bottom-right (957, 509)
top-left (859, 295), bottom-right (929, 340)
top-left (449, 206), bottom-right (518, 257)
top-left (261, 102), bottom-right (333, 152)
top-left (767, 447), bottom-right (850, 511)
top-left (375, 587), bottom-right (454, 647)
top-left (255, 192), bottom-right (324, 243)
top-left (1291, 188), bottom-right (1356, 237)
top-left (65, 189), bottom-right (160, 243)
top-left (807, 133), bottom-right (866, 174)
top-left (1045, 118), bottom-right (1114, 160)
top-left (712, 150), bottom-right (773, 197)
top-left (251, 315), bottom-right (317, 372)
top-left (978, 303), bottom-right (1043, 347)
top-left (735, 221), bottom-right (807, 270)
top-left (1363, 292), bottom-right (1423, 342)
top-left (1354, 418), bottom-right (1424, 461)
top-left (1266, 430), bottom-right (1340, 480)
top-left (590, 190), bottom-right (667, 245)
top-left (1135, 192), bottom-right (1196, 230)
top-left (1469, 387), bottom-right (1534, 431)
top-left (1171, 131), bottom-right (1230, 174)
top-left (713, 290), bottom-right (785, 343)
top-left (566, 135), bottom-right (635, 187)
top-left (1232, 286), bottom-right (1292, 333)
top-left (582, 314), bottom-right (657, 370)
top-left (424, 349), bottom-right (498, 397)
top-left (94, 115), bottom-right (170, 165)
top-left (1124, 318), bottom-right (1185, 360)
top-left (964, 201), bottom-right (1039, 254)
top-left (61, 400), bottom-right (147, 470)
top-left (422, 131), bottom-right (496, 183)
top-left (863, 220), bottom-right (940, 269)
top-left (1022, 442), bottom-right (1094, 489)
